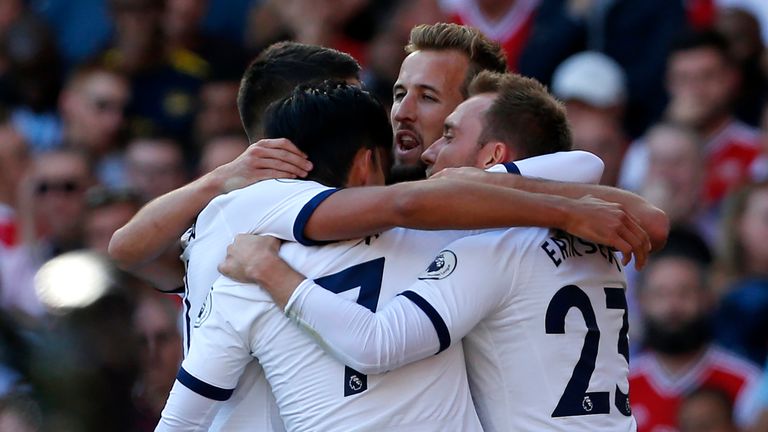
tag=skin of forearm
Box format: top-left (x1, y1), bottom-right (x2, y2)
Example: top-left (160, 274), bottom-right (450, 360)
top-left (304, 179), bottom-right (571, 242)
top-left (494, 174), bottom-right (669, 250)
top-left (392, 180), bottom-right (573, 231)
top-left (109, 172), bottom-right (224, 268)
top-left (253, 255), bottom-right (305, 309)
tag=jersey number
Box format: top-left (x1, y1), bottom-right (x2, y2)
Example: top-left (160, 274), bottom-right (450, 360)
top-left (545, 285), bottom-right (631, 417)
top-left (315, 257), bottom-right (385, 397)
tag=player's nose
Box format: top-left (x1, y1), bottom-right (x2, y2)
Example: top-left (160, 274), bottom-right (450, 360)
top-left (392, 93), bottom-right (416, 123)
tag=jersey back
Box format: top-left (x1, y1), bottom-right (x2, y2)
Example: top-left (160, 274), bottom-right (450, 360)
top-left (189, 228), bottom-right (484, 432)
top-left (181, 179), bottom-right (338, 431)
top-left (416, 227), bottom-right (637, 431)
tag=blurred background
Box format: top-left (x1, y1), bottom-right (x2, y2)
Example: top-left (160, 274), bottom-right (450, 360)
top-left (0, 0), bottom-right (767, 431)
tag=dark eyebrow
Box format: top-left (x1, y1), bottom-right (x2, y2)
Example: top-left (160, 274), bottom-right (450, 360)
top-left (392, 83), bottom-right (441, 95)
top-left (417, 84), bottom-right (441, 95)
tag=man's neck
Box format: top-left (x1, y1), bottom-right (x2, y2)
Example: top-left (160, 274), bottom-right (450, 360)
top-left (698, 114), bottom-right (731, 141)
top-left (654, 346), bottom-right (708, 376)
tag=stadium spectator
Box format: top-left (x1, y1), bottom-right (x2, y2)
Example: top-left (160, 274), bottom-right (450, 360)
top-left (31, 0), bottom-right (113, 69)
top-left (631, 233), bottom-right (760, 432)
top-left (716, 0), bottom-right (768, 44)
top-left (444, 0), bottom-right (537, 70)
top-left (639, 123), bottom-right (711, 240)
top-left (101, 0), bottom-right (207, 142)
top-left (122, 136), bottom-right (191, 292)
top-left (678, 387), bottom-right (739, 432)
top-left (192, 78), bottom-right (242, 148)
top-left (552, 52), bottom-right (628, 186)
top-left (24, 148), bottom-right (95, 257)
top-left (58, 63), bottom-right (130, 187)
top-left (131, 291), bottom-right (182, 431)
top-left (124, 136), bottom-right (188, 203)
top-left (198, 134), bottom-right (249, 176)
top-left (246, 0), bottom-right (387, 65)
top-left (163, 0), bottom-right (247, 79)
top-left (714, 181), bottom-right (768, 364)
top-left (0, 122), bottom-right (28, 247)
top-left (84, 188), bottom-right (142, 254)
top-left (518, 0), bottom-right (686, 137)
top-left (716, 7), bottom-right (767, 126)
top-left (622, 30), bottom-right (762, 210)
top-left (0, 393), bottom-right (41, 432)
top-left (2, 13), bottom-right (63, 151)
top-left (665, 30), bottom-right (761, 207)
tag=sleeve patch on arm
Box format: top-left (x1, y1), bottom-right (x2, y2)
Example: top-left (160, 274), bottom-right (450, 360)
top-left (399, 290), bottom-right (451, 354)
top-left (292, 188), bottom-right (341, 246)
top-left (176, 367), bottom-right (234, 401)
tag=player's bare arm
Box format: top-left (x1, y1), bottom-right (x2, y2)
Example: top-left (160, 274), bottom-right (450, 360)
top-left (303, 179), bottom-right (651, 269)
top-left (108, 138), bottom-right (311, 271)
top-left (432, 167), bottom-right (670, 253)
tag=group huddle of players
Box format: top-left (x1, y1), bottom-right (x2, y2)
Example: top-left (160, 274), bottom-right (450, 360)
top-left (109, 23), bottom-right (669, 432)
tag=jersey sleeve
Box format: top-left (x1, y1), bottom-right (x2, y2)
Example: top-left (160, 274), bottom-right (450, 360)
top-left (203, 179), bottom-right (340, 246)
top-left (155, 380), bottom-right (222, 431)
top-left (163, 283), bottom-right (256, 426)
top-left (401, 234), bottom-right (514, 347)
top-left (489, 150), bottom-right (604, 184)
top-left (285, 279), bottom-right (441, 374)
top-left (283, 234), bottom-right (513, 374)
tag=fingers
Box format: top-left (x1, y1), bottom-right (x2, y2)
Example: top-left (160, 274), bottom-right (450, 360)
top-left (253, 147), bottom-right (312, 172)
top-left (256, 156), bottom-right (311, 178)
top-left (255, 138), bottom-right (308, 159)
top-left (610, 236), bottom-right (633, 267)
top-left (625, 214), bottom-right (651, 270)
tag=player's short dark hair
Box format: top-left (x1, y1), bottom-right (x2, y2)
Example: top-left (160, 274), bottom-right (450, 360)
top-left (237, 42), bottom-right (361, 142)
top-left (406, 23), bottom-right (507, 98)
top-left (263, 81), bottom-right (392, 188)
top-left (669, 29), bottom-right (734, 65)
top-left (469, 71), bottom-right (571, 158)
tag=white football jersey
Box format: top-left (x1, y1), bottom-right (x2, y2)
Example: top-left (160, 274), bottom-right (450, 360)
top-left (169, 150), bottom-right (604, 431)
top-left (282, 228), bottom-right (636, 431)
top-left (179, 178), bottom-right (338, 432)
top-left (418, 228), bottom-right (636, 431)
top-left (181, 228), bottom-right (484, 431)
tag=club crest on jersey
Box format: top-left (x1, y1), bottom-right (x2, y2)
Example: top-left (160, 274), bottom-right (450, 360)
top-left (194, 289), bottom-right (213, 328)
top-left (418, 250), bottom-right (457, 280)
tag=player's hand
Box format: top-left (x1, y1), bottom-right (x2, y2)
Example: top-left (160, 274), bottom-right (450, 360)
top-left (563, 195), bottom-right (652, 270)
top-left (218, 234), bottom-right (305, 308)
top-left (212, 138), bottom-right (313, 193)
top-left (219, 234), bottom-right (283, 284)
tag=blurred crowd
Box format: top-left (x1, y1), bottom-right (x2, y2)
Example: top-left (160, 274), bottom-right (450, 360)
top-left (0, 0), bottom-right (766, 431)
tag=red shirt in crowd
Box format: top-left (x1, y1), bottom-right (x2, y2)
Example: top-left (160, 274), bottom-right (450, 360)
top-left (0, 205), bottom-right (17, 247)
top-left (703, 119), bottom-right (761, 206)
top-left (447, 0), bottom-right (539, 70)
top-left (630, 346), bottom-right (760, 432)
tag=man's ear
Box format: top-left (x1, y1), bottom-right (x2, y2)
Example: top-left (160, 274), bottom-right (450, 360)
top-left (346, 148), bottom-right (374, 187)
top-left (477, 141), bottom-right (512, 168)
